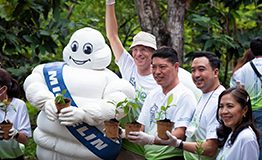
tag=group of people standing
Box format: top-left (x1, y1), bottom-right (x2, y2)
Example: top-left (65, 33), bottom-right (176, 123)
top-left (0, 0), bottom-right (261, 159)
top-left (106, 0), bottom-right (261, 160)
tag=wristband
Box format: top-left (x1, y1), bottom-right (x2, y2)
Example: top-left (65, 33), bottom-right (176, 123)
top-left (176, 141), bottom-right (183, 150)
top-left (14, 131), bottom-right (19, 139)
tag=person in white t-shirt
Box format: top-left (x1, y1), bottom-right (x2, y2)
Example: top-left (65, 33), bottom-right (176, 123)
top-left (106, 1), bottom-right (158, 159)
top-left (239, 37), bottom-right (262, 160)
top-left (229, 48), bottom-right (254, 87)
top-left (126, 47), bottom-right (196, 160)
top-left (156, 51), bottom-right (225, 160)
top-left (0, 68), bottom-right (32, 159)
top-left (106, 1), bottom-right (201, 159)
top-left (216, 87), bottom-right (260, 160)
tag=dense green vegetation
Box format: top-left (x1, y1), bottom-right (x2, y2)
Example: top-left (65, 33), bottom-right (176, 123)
top-left (0, 0), bottom-right (262, 159)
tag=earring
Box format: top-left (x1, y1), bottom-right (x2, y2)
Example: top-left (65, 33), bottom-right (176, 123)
top-left (244, 115), bottom-right (246, 118)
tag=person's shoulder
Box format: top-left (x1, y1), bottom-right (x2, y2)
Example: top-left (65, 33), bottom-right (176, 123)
top-left (148, 86), bottom-right (162, 96)
top-left (212, 85), bottom-right (225, 98)
top-left (177, 83), bottom-right (195, 96)
top-left (237, 127), bottom-right (257, 141)
top-left (12, 98), bottom-right (25, 103)
top-left (240, 61), bottom-right (252, 71)
top-left (12, 98), bottom-right (27, 109)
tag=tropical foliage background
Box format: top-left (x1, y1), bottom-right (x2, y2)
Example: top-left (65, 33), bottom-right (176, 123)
top-left (0, 0), bottom-right (261, 159)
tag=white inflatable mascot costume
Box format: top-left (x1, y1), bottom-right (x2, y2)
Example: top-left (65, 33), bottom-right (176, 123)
top-left (23, 27), bottom-right (135, 160)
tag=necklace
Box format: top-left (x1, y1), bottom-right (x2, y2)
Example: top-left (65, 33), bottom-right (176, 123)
top-left (198, 84), bottom-right (220, 120)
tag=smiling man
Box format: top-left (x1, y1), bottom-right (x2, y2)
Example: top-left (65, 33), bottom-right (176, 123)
top-left (182, 51), bottom-right (225, 160)
top-left (157, 51), bottom-right (225, 160)
top-left (106, 1), bottom-right (159, 159)
top-left (126, 46), bottom-right (196, 160)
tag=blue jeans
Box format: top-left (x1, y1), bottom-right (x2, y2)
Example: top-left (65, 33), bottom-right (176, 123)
top-left (253, 108), bottom-right (262, 160)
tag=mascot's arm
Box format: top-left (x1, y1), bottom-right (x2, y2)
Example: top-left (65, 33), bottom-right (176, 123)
top-left (80, 79), bottom-right (135, 126)
top-left (24, 65), bottom-right (54, 110)
top-left (24, 65), bottom-right (58, 121)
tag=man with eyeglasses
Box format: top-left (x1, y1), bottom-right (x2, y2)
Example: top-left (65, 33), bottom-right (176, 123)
top-left (106, 0), bottom-right (202, 159)
top-left (106, 1), bottom-right (158, 159)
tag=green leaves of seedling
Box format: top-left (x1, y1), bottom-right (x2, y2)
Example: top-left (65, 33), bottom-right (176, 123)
top-left (107, 97), bottom-right (139, 119)
top-left (55, 89), bottom-right (67, 104)
top-left (107, 89), bottom-right (144, 119)
top-left (194, 140), bottom-right (211, 160)
top-left (155, 93), bottom-right (176, 122)
top-left (0, 99), bottom-right (16, 122)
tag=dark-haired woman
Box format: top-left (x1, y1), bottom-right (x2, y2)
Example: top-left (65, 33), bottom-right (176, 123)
top-left (216, 87), bottom-right (260, 160)
top-left (0, 68), bottom-right (31, 160)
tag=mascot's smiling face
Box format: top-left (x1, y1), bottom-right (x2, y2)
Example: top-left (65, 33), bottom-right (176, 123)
top-left (63, 27), bottom-right (112, 69)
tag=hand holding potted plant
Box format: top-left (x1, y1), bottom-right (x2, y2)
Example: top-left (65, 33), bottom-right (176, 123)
top-left (0, 99), bottom-right (16, 140)
top-left (55, 89), bottom-right (71, 113)
top-left (123, 95), bottom-right (142, 139)
top-left (155, 93), bottom-right (176, 139)
top-left (104, 96), bottom-right (140, 139)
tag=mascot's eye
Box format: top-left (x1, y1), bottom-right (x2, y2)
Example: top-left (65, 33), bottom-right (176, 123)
top-left (71, 41), bottom-right (79, 52)
top-left (83, 43), bottom-right (93, 55)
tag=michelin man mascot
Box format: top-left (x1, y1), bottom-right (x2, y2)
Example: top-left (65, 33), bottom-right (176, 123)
top-left (23, 27), bottom-right (135, 160)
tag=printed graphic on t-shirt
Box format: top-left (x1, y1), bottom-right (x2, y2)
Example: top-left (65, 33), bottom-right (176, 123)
top-left (129, 77), bottom-right (136, 88)
top-left (150, 103), bottom-right (158, 126)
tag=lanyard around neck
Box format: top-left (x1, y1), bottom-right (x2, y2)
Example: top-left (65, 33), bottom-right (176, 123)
top-left (198, 84), bottom-right (220, 120)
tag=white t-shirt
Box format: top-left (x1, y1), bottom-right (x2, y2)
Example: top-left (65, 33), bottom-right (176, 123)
top-left (184, 86), bottom-right (225, 160)
top-left (117, 50), bottom-right (158, 97)
top-left (0, 98), bottom-right (32, 159)
top-left (229, 68), bottom-right (241, 87)
top-left (216, 127), bottom-right (259, 160)
top-left (116, 50), bottom-right (160, 155)
top-left (239, 58), bottom-right (262, 111)
top-left (138, 82), bottom-right (197, 159)
top-left (116, 50), bottom-right (201, 156)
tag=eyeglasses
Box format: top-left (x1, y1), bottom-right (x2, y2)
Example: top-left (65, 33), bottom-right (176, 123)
top-left (132, 47), bottom-right (149, 53)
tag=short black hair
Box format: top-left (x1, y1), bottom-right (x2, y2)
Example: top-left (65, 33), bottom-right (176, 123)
top-left (250, 37), bottom-right (262, 56)
top-left (192, 51), bottom-right (220, 70)
top-left (151, 46), bottom-right (178, 65)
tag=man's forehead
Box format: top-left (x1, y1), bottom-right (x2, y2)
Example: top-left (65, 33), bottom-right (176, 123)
top-left (152, 57), bottom-right (169, 64)
top-left (192, 57), bottom-right (210, 68)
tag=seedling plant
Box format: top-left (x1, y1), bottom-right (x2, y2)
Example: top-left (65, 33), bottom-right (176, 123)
top-left (155, 93), bottom-right (176, 122)
top-left (0, 99), bottom-right (16, 123)
top-left (55, 89), bottom-right (67, 104)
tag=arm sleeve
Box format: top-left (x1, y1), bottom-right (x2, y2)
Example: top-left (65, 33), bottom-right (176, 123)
top-left (174, 94), bottom-right (196, 128)
top-left (116, 50), bottom-right (136, 80)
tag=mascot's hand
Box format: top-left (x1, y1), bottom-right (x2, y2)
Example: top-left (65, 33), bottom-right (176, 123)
top-left (58, 107), bottom-right (85, 126)
top-left (44, 100), bottom-right (58, 121)
top-left (127, 131), bottom-right (154, 145)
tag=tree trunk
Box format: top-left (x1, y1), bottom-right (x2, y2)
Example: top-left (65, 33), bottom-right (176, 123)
top-left (166, 0), bottom-right (187, 65)
top-left (134, 0), bottom-right (188, 66)
top-left (134, 0), bottom-right (170, 47)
